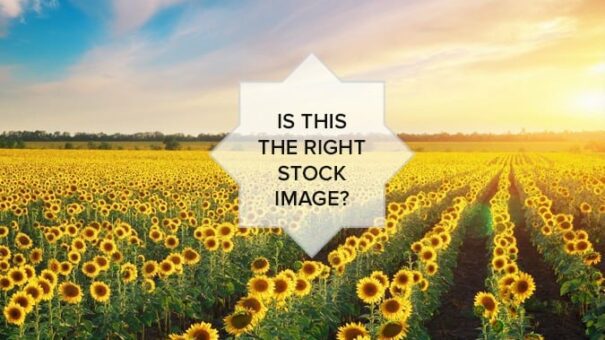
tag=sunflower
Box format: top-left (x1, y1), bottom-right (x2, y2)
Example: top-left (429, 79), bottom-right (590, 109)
top-left (167, 253), bottom-right (184, 268)
top-left (392, 269), bottom-right (412, 288)
top-left (0, 256), bottom-right (7, 269)
top-left (425, 261), bottom-right (439, 276)
top-left (0, 275), bottom-right (15, 292)
top-left (8, 267), bottom-right (27, 286)
top-left (149, 229), bottom-right (163, 243)
top-left (388, 281), bottom-right (411, 298)
top-left (143, 278), bottom-right (156, 293)
top-left (3, 303), bottom-right (26, 326)
top-left (82, 261), bottom-right (100, 278)
top-left (0, 226), bottom-right (8, 239)
top-left (59, 281), bottom-right (83, 304)
top-left (250, 258), bottom-right (271, 277)
top-left (411, 270), bottom-right (423, 284)
top-left (15, 232), bottom-right (33, 250)
top-left (90, 281), bottom-right (111, 303)
top-left (247, 276), bottom-right (274, 300)
top-left (328, 251), bottom-right (344, 267)
top-left (272, 275), bottom-right (293, 301)
top-left (299, 261), bottom-right (320, 280)
top-left (584, 252), bottom-right (601, 266)
top-left (573, 240), bottom-right (591, 254)
top-left (203, 236), bottom-right (219, 251)
top-left (29, 248), bottom-right (44, 264)
top-left (24, 280), bottom-right (44, 303)
top-left (111, 250), bottom-right (124, 263)
top-left (511, 272), bottom-right (535, 304)
top-left (236, 295), bottom-right (267, 320)
top-left (498, 273), bottom-right (517, 290)
top-left (474, 291), bottom-right (498, 320)
top-left (59, 261), bottom-right (73, 276)
top-left (164, 235), bottom-right (180, 249)
top-left (356, 277), bottom-right (384, 304)
top-left (579, 202), bottom-right (592, 214)
top-left (182, 247), bottom-right (200, 265)
top-left (99, 239), bottom-right (117, 255)
top-left (94, 255), bottom-right (110, 271)
top-left (143, 260), bottom-right (159, 278)
top-left (67, 251), bottom-right (81, 264)
top-left (185, 321), bottom-right (218, 340)
top-left (377, 320), bottom-right (409, 340)
top-left (504, 263), bottom-right (518, 275)
top-left (13, 253), bottom-right (26, 266)
top-left (10, 291), bottom-right (35, 313)
top-left (221, 239), bottom-right (234, 253)
top-left (293, 278), bottom-right (312, 297)
top-left (491, 256), bottom-right (507, 272)
top-left (419, 279), bottom-right (429, 292)
top-left (564, 241), bottom-right (576, 254)
top-left (159, 259), bottom-right (175, 276)
top-left (217, 223), bottom-right (236, 239)
top-left (224, 308), bottom-right (256, 336)
top-left (40, 269), bottom-right (58, 287)
top-left (37, 277), bottom-right (54, 301)
top-left (0, 245), bottom-right (11, 259)
top-left (336, 322), bottom-right (369, 340)
top-left (371, 271), bottom-right (389, 288)
top-left (380, 297), bottom-right (410, 321)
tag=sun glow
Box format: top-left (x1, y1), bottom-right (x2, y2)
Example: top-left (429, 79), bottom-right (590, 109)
top-left (572, 91), bottom-right (605, 116)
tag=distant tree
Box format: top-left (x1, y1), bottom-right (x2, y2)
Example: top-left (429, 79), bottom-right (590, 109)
top-left (98, 142), bottom-right (112, 150)
top-left (64, 142), bottom-right (75, 150)
top-left (87, 141), bottom-right (97, 149)
top-left (163, 136), bottom-right (181, 150)
top-left (0, 137), bottom-right (25, 149)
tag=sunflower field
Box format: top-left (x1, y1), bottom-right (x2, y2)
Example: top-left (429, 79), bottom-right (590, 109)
top-left (0, 149), bottom-right (604, 340)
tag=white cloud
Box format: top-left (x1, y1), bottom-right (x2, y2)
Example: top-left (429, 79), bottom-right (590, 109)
top-left (111, 0), bottom-right (185, 34)
top-left (0, 0), bottom-right (58, 35)
top-left (0, 0), bottom-right (25, 17)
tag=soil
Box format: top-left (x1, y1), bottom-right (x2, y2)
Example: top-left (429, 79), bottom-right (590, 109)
top-left (425, 174), bottom-right (499, 339)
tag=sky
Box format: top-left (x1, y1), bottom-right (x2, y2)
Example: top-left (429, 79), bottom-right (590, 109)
top-left (0, 0), bottom-right (604, 134)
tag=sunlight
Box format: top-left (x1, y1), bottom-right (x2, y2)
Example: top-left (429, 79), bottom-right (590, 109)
top-left (572, 90), bottom-right (605, 116)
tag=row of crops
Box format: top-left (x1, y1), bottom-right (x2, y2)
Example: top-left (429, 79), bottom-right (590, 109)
top-left (0, 150), bottom-right (603, 339)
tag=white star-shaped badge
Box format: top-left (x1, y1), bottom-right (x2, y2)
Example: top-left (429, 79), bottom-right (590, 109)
top-left (212, 54), bottom-right (413, 257)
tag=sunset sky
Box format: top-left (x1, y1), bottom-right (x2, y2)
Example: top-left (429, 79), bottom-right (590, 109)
top-left (0, 0), bottom-right (604, 134)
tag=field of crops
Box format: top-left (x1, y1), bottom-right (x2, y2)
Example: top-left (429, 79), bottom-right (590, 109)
top-left (0, 149), bottom-right (603, 340)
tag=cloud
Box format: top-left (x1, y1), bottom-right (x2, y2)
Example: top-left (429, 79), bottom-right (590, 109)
top-left (111, 0), bottom-right (185, 34)
top-left (1, 0), bottom-right (604, 133)
top-left (0, 0), bottom-right (24, 17)
top-left (0, 0), bottom-right (58, 35)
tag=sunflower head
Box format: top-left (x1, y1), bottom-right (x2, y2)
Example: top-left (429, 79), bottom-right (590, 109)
top-left (356, 277), bottom-right (384, 305)
top-left (336, 322), bottom-right (369, 340)
top-left (186, 321), bottom-right (219, 340)
top-left (224, 308), bottom-right (256, 336)
top-left (247, 276), bottom-right (274, 300)
top-left (59, 281), bottom-right (83, 304)
top-left (3, 302), bottom-right (26, 326)
top-left (250, 257), bottom-right (270, 275)
top-left (474, 291), bottom-right (498, 320)
top-left (90, 281), bottom-right (111, 303)
top-left (511, 272), bottom-right (536, 304)
top-left (378, 320), bottom-right (409, 340)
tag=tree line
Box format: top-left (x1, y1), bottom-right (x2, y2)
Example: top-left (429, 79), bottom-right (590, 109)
top-left (1, 130), bottom-right (604, 150)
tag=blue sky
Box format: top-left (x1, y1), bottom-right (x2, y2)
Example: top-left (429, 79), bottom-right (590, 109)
top-left (0, 0), bottom-right (102, 80)
top-left (0, 0), bottom-right (603, 134)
